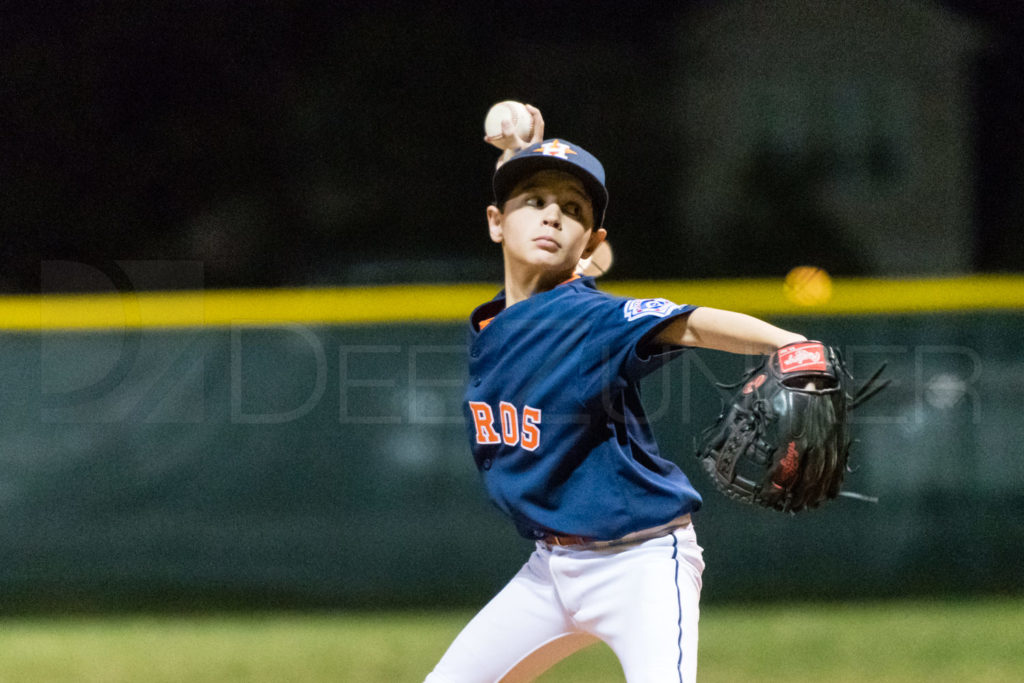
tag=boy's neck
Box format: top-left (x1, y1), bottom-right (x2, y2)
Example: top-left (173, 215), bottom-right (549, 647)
top-left (503, 263), bottom-right (577, 308)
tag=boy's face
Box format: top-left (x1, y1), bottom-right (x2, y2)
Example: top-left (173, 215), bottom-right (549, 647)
top-left (487, 170), bottom-right (606, 274)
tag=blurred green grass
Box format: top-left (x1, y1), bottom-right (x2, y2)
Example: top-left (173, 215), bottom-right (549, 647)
top-left (0, 598), bottom-right (1021, 682)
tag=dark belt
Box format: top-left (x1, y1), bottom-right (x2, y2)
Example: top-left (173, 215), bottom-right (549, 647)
top-left (542, 532), bottom-right (593, 547)
top-left (540, 514), bottom-right (692, 550)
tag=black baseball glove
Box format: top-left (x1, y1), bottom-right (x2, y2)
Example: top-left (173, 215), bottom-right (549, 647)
top-left (696, 341), bottom-right (888, 513)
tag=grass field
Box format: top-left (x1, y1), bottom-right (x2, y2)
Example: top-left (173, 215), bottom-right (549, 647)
top-left (1, 598), bottom-right (1021, 682)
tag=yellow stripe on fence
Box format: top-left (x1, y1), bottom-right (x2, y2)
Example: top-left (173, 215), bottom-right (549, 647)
top-left (601, 274), bottom-right (1024, 316)
top-left (0, 275), bottom-right (1021, 331)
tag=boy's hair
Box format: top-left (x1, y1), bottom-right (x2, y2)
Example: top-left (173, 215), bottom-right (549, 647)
top-left (492, 139), bottom-right (608, 228)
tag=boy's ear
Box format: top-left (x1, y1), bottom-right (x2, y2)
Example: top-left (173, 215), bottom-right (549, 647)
top-left (582, 228), bottom-right (607, 258)
top-left (486, 204), bottom-right (504, 244)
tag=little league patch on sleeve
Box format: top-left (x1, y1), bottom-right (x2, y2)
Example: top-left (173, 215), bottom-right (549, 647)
top-left (623, 298), bottom-right (682, 321)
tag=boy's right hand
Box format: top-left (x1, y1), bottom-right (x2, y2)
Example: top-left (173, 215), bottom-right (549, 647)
top-left (493, 104), bottom-right (545, 168)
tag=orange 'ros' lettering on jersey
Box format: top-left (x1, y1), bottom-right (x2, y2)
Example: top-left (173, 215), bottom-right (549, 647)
top-left (468, 401), bottom-right (542, 450)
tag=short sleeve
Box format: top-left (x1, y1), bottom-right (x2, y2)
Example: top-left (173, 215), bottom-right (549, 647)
top-left (578, 295), bottom-right (696, 399)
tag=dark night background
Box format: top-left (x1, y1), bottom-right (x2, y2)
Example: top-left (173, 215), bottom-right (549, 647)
top-left (3, 0), bottom-right (1023, 294)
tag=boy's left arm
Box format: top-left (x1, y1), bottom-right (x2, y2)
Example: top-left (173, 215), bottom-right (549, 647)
top-left (654, 306), bottom-right (805, 354)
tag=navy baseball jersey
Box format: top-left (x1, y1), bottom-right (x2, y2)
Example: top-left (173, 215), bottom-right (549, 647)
top-left (464, 276), bottom-right (703, 541)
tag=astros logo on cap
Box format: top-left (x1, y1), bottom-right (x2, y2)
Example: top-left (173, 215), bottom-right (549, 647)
top-left (534, 140), bottom-right (577, 159)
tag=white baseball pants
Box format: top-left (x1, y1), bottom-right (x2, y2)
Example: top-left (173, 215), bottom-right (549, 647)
top-left (425, 523), bottom-right (704, 683)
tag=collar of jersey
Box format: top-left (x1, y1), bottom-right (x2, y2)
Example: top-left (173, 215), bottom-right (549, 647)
top-left (475, 274), bottom-right (587, 331)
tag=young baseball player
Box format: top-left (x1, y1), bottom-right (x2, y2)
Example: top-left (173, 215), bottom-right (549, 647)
top-left (425, 111), bottom-right (806, 683)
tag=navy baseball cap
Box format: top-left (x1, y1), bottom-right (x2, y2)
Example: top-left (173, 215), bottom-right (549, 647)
top-left (492, 139), bottom-right (609, 227)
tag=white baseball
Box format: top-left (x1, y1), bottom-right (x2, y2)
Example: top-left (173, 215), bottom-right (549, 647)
top-left (484, 101), bottom-right (533, 149)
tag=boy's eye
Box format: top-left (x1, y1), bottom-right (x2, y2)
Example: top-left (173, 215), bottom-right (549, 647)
top-left (525, 196), bottom-right (583, 219)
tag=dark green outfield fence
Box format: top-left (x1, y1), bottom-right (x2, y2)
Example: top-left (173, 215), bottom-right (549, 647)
top-left (1, 312), bottom-right (1022, 612)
